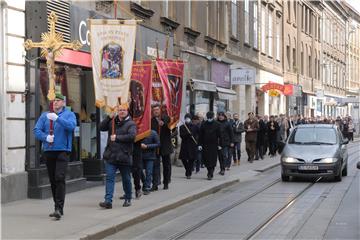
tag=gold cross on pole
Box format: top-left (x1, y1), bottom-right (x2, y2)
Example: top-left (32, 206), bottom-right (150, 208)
top-left (24, 11), bottom-right (82, 100)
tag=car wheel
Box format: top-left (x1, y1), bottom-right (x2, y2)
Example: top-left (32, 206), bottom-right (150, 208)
top-left (342, 164), bottom-right (348, 177)
top-left (281, 174), bottom-right (290, 182)
top-left (334, 168), bottom-right (342, 182)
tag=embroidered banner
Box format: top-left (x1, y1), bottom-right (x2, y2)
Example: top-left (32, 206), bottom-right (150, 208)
top-left (130, 61), bottom-right (153, 142)
top-left (89, 19), bottom-right (137, 111)
top-left (156, 60), bottom-right (184, 129)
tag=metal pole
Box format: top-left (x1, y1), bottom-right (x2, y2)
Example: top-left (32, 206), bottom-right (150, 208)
top-left (0, 1), bottom-right (6, 173)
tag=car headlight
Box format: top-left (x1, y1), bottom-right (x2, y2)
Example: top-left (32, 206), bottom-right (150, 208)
top-left (319, 157), bottom-right (338, 163)
top-left (281, 157), bottom-right (298, 163)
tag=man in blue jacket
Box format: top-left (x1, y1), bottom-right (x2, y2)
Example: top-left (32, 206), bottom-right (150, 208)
top-left (33, 93), bottom-right (76, 220)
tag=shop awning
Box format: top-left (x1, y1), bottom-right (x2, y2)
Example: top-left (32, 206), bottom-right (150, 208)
top-left (216, 87), bottom-right (237, 100)
top-left (189, 79), bottom-right (217, 92)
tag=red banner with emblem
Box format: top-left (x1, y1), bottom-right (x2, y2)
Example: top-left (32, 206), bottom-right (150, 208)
top-left (130, 61), bottom-right (153, 142)
top-left (156, 60), bottom-right (184, 130)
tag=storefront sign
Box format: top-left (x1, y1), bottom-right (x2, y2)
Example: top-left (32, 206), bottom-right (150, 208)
top-left (130, 61), bottom-right (153, 141)
top-left (261, 83), bottom-right (295, 96)
top-left (315, 89), bottom-right (325, 98)
top-left (231, 68), bottom-right (255, 85)
top-left (70, 5), bottom-right (106, 52)
top-left (211, 61), bottom-right (230, 88)
top-left (156, 60), bottom-right (185, 129)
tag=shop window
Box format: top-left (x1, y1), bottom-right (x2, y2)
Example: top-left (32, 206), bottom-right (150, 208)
top-left (37, 64), bottom-right (98, 164)
top-left (195, 91), bottom-right (210, 116)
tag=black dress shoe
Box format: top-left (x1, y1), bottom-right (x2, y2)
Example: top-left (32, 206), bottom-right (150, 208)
top-left (163, 184), bottom-right (169, 190)
top-left (119, 195), bottom-right (125, 200)
top-left (123, 200), bottom-right (131, 207)
top-left (99, 201), bottom-right (112, 209)
top-left (143, 190), bottom-right (150, 195)
top-left (135, 190), bottom-right (142, 199)
top-left (50, 210), bottom-right (61, 220)
top-left (151, 186), bottom-right (158, 191)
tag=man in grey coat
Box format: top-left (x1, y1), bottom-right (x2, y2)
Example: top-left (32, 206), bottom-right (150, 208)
top-left (232, 113), bottom-right (244, 165)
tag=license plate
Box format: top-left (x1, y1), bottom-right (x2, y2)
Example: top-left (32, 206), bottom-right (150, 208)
top-left (298, 165), bottom-right (318, 170)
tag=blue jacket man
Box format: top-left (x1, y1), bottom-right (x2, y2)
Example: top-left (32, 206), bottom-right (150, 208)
top-left (33, 93), bottom-right (76, 220)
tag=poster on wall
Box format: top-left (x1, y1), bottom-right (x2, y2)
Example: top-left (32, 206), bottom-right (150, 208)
top-left (89, 19), bottom-right (137, 111)
top-left (156, 60), bottom-right (185, 130)
top-left (130, 61), bottom-right (153, 141)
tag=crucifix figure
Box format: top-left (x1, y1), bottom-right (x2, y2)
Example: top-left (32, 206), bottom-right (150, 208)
top-left (24, 11), bottom-right (82, 138)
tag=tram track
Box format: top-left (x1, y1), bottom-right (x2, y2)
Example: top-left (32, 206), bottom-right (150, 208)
top-left (167, 144), bottom-right (360, 240)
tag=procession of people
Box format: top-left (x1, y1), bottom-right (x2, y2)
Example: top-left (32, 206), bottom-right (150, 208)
top-left (34, 92), bottom-right (356, 220)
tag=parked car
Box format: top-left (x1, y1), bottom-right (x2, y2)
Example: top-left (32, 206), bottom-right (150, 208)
top-left (280, 124), bottom-right (348, 182)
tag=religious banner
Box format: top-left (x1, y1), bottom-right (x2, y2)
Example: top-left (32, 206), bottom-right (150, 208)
top-left (89, 19), bottom-right (137, 111)
top-left (156, 60), bottom-right (184, 130)
top-left (129, 61), bottom-right (153, 142)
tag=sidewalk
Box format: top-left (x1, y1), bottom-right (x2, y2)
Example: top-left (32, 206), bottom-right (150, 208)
top-left (2, 154), bottom-right (280, 240)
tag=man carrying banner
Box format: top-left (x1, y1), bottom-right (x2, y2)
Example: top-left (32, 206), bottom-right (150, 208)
top-left (99, 103), bottom-right (137, 208)
top-left (151, 104), bottom-right (173, 190)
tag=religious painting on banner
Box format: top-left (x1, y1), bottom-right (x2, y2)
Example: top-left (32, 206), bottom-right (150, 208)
top-left (89, 19), bottom-right (137, 111)
top-left (130, 61), bottom-right (153, 142)
top-left (156, 60), bottom-right (185, 129)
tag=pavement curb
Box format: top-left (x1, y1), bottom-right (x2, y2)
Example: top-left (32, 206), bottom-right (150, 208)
top-left (79, 179), bottom-right (240, 240)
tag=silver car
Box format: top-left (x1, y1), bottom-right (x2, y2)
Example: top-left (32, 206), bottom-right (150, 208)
top-left (280, 124), bottom-right (348, 182)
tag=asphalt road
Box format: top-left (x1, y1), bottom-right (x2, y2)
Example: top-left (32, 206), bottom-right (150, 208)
top-left (106, 142), bottom-right (360, 240)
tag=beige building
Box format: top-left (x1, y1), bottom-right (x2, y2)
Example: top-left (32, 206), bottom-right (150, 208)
top-left (283, 0), bottom-right (322, 117)
top-left (321, 0), bottom-right (348, 117)
top-left (342, 1), bottom-right (360, 123)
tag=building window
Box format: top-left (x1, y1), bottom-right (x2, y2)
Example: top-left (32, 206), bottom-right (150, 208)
top-left (268, 9), bottom-right (273, 57)
top-left (276, 16), bottom-right (281, 61)
top-left (286, 45), bottom-right (291, 71)
top-left (305, 8), bottom-right (308, 33)
top-left (302, 5), bottom-right (305, 31)
top-left (253, 1), bottom-right (258, 49)
top-left (244, 0), bottom-right (250, 44)
top-left (309, 13), bottom-right (312, 35)
top-left (186, 0), bottom-right (192, 28)
top-left (261, 4), bottom-right (266, 53)
top-left (308, 54), bottom-right (311, 77)
top-left (287, 1), bottom-right (291, 22)
top-left (294, 2), bottom-right (297, 22)
top-left (163, 0), bottom-right (168, 18)
top-left (293, 47), bottom-right (296, 72)
top-left (301, 49), bottom-right (304, 75)
top-left (231, 0), bottom-right (237, 37)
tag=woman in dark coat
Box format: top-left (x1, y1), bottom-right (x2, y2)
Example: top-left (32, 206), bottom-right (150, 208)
top-left (179, 114), bottom-right (199, 179)
top-left (267, 115), bottom-right (279, 157)
top-left (198, 111), bottom-right (221, 180)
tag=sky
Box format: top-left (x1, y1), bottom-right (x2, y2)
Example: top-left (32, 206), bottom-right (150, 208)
top-left (345, 0), bottom-right (360, 14)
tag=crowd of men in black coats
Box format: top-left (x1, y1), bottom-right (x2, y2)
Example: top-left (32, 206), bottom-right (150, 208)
top-left (99, 102), bottom-right (357, 209)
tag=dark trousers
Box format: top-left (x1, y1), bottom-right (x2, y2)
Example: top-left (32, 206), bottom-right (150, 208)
top-left (44, 151), bottom-right (69, 211)
top-left (161, 154), bottom-right (171, 186)
top-left (207, 167), bottom-right (214, 178)
top-left (232, 142), bottom-right (241, 162)
top-left (152, 157), bottom-right (161, 187)
top-left (246, 140), bottom-right (256, 161)
top-left (217, 150), bottom-right (226, 171)
top-left (181, 158), bottom-right (195, 177)
top-left (255, 145), bottom-right (264, 160)
top-left (132, 166), bottom-right (143, 191)
top-left (269, 139), bottom-right (277, 156)
top-left (349, 132), bottom-right (354, 141)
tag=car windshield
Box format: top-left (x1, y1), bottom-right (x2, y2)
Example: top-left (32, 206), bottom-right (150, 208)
top-left (288, 127), bottom-right (337, 145)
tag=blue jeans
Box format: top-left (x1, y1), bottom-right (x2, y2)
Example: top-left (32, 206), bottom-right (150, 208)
top-left (143, 159), bottom-right (154, 191)
top-left (105, 162), bottom-right (132, 203)
top-left (222, 146), bottom-right (232, 169)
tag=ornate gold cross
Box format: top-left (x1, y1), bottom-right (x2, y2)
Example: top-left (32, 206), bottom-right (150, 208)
top-left (24, 11), bottom-right (82, 100)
